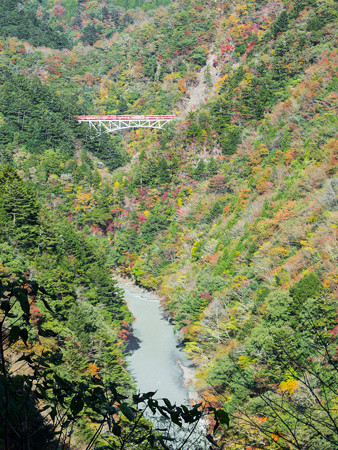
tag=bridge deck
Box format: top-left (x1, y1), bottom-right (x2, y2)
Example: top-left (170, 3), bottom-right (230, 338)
top-left (77, 115), bottom-right (175, 121)
top-left (77, 115), bottom-right (175, 134)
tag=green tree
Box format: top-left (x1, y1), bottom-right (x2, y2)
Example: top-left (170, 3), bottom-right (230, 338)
top-left (81, 23), bottom-right (102, 45)
top-left (271, 10), bottom-right (288, 38)
top-left (158, 157), bottom-right (171, 184)
top-left (84, 134), bottom-right (128, 171)
top-left (0, 0), bottom-right (69, 49)
top-left (220, 125), bottom-right (242, 155)
top-left (289, 272), bottom-right (322, 304)
top-left (0, 175), bottom-right (40, 248)
top-left (193, 159), bottom-right (207, 180)
top-left (190, 47), bottom-right (206, 66)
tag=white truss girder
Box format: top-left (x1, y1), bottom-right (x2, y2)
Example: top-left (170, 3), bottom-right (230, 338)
top-left (77, 115), bottom-right (175, 135)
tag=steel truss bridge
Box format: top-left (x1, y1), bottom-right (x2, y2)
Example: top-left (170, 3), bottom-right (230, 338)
top-left (77, 115), bottom-right (175, 135)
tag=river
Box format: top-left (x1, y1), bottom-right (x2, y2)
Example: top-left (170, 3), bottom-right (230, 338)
top-left (120, 282), bottom-right (212, 449)
top-left (120, 283), bottom-right (193, 405)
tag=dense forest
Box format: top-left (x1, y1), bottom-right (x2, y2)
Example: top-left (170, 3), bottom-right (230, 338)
top-left (0, 0), bottom-right (337, 448)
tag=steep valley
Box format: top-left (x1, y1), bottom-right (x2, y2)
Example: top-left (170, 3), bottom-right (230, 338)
top-left (0, 0), bottom-right (337, 448)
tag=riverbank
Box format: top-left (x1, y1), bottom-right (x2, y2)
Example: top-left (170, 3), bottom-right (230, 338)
top-left (177, 360), bottom-right (201, 405)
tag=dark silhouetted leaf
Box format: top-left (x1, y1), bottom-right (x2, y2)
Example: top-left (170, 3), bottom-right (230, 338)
top-left (14, 288), bottom-right (30, 315)
top-left (16, 354), bottom-right (33, 364)
top-left (170, 411), bottom-right (182, 427)
top-left (50, 407), bottom-right (57, 422)
top-left (37, 326), bottom-right (57, 337)
top-left (119, 403), bottom-right (135, 421)
top-left (9, 325), bottom-right (20, 343)
top-left (143, 391), bottom-right (156, 399)
top-left (19, 328), bottom-right (29, 345)
top-left (215, 409), bottom-right (229, 427)
top-left (206, 434), bottom-right (219, 446)
top-left (70, 395), bottom-right (84, 416)
top-left (0, 300), bottom-right (10, 313)
top-left (163, 398), bottom-right (173, 409)
top-left (112, 424), bottom-right (121, 436)
top-left (40, 296), bottom-right (54, 313)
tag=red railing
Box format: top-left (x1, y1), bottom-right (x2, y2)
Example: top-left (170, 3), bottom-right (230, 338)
top-left (77, 115), bottom-right (175, 121)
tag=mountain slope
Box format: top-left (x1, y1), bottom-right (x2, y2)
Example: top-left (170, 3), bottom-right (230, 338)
top-left (0, 0), bottom-right (337, 448)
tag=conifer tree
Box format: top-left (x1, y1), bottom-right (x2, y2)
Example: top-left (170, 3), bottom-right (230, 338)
top-left (158, 157), bottom-right (171, 183)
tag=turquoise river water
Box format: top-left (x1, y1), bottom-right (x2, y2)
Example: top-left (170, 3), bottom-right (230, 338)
top-left (120, 283), bottom-right (192, 405)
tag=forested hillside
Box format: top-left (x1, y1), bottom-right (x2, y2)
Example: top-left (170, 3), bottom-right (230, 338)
top-left (0, 0), bottom-right (337, 448)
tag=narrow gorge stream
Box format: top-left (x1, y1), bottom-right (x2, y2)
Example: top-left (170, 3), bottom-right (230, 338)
top-left (120, 283), bottom-right (193, 405)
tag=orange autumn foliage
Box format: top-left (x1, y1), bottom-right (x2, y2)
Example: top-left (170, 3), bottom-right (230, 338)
top-left (88, 363), bottom-right (100, 378)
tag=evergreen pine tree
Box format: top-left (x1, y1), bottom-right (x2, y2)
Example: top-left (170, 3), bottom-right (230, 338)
top-left (158, 157), bottom-right (171, 183)
top-left (193, 160), bottom-right (207, 180)
top-left (271, 10), bottom-right (288, 38)
top-left (1, 178), bottom-right (40, 248)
